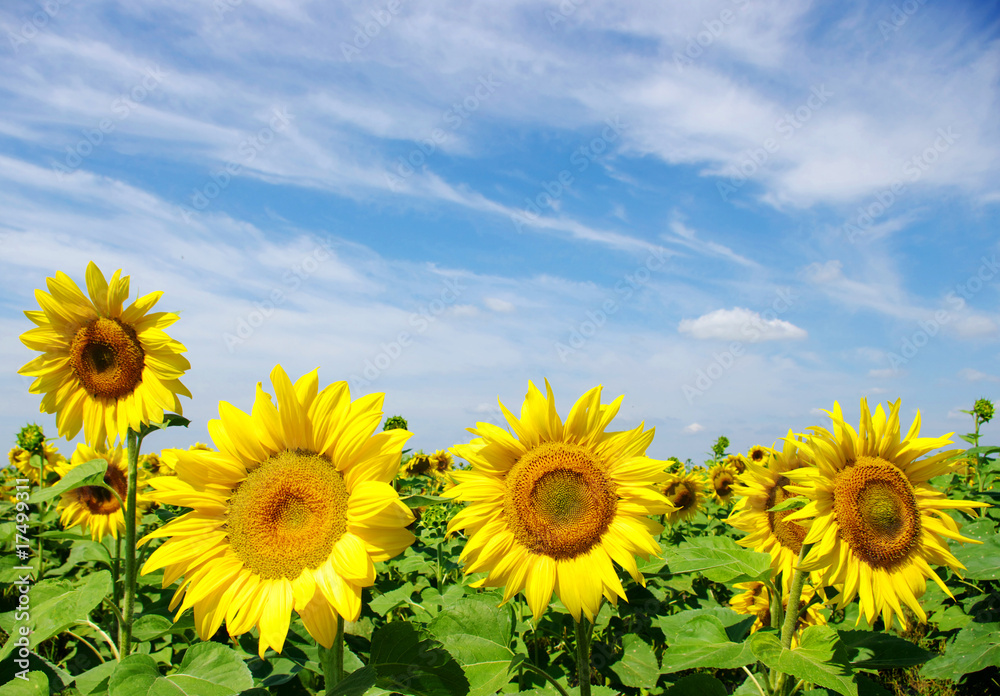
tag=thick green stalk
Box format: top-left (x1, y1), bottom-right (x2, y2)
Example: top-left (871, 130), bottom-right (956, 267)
top-left (322, 615), bottom-right (346, 695)
top-left (575, 619), bottom-right (594, 696)
top-left (119, 429), bottom-right (140, 655)
top-left (772, 544), bottom-right (812, 696)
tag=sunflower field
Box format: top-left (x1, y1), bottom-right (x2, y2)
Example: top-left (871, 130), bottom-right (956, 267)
top-left (2, 264), bottom-right (1000, 696)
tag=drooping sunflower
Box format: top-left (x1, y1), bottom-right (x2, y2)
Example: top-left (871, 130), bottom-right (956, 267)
top-left (140, 366), bottom-right (415, 657)
top-left (445, 380), bottom-right (675, 623)
top-left (661, 468), bottom-right (708, 524)
top-left (56, 444), bottom-right (150, 541)
top-left (728, 433), bottom-right (814, 593)
top-left (430, 449), bottom-right (454, 476)
top-left (785, 399), bottom-right (988, 629)
top-left (730, 581), bottom-right (826, 648)
top-left (9, 442), bottom-right (65, 487)
top-left (725, 453), bottom-right (748, 474)
top-left (403, 452), bottom-right (433, 477)
top-left (19, 262), bottom-right (191, 446)
top-left (747, 445), bottom-right (771, 465)
top-left (709, 463), bottom-right (738, 505)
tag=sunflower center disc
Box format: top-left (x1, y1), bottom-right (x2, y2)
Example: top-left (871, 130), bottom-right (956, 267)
top-left (76, 460), bottom-right (127, 515)
top-left (504, 441), bottom-right (617, 560)
top-left (714, 472), bottom-right (734, 498)
top-left (69, 318), bottom-right (145, 399)
top-left (227, 450), bottom-right (348, 579)
top-left (833, 456), bottom-right (921, 570)
top-left (766, 475), bottom-right (807, 553)
top-left (671, 484), bottom-right (694, 511)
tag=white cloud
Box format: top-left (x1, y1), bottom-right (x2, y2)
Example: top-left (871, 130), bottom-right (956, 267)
top-left (868, 368), bottom-right (897, 379)
top-left (484, 297), bottom-right (515, 313)
top-left (683, 423), bottom-right (704, 434)
top-left (678, 307), bottom-right (807, 342)
top-left (958, 368), bottom-right (1000, 383)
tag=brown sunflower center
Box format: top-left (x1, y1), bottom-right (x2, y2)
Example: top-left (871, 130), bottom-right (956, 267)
top-left (750, 447), bottom-right (767, 463)
top-left (69, 318), bottom-right (145, 399)
top-left (75, 459), bottom-right (127, 515)
top-left (227, 450), bottom-right (348, 580)
top-left (833, 456), bottom-right (921, 570)
top-left (671, 483), bottom-right (695, 511)
top-left (766, 475), bottom-right (807, 553)
top-left (504, 441), bottom-right (617, 560)
top-left (714, 472), bottom-right (735, 498)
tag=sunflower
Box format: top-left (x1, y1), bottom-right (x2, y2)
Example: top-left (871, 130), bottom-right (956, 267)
top-left (709, 463), bottom-right (738, 505)
top-left (56, 443), bottom-right (150, 541)
top-left (403, 452), bottom-right (433, 477)
top-left (784, 399), bottom-right (988, 629)
top-left (728, 433), bottom-right (814, 593)
top-left (661, 468), bottom-right (708, 524)
top-left (445, 381), bottom-right (675, 623)
top-left (725, 453), bottom-right (748, 474)
top-left (430, 449), bottom-right (454, 476)
top-left (19, 262), bottom-right (191, 446)
top-left (9, 442), bottom-right (65, 487)
top-left (140, 366), bottom-right (415, 657)
top-left (747, 445), bottom-right (771, 465)
top-left (730, 581), bottom-right (826, 648)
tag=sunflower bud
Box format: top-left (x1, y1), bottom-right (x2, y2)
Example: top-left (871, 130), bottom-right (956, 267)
top-left (974, 397), bottom-right (995, 424)
top-left (16, 424), bottom-right (45, 455)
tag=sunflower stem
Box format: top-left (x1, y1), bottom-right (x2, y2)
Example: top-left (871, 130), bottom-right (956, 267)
top-left (574, 618), bottom-right (594, 696)
top-left (322, 614), bottom-right (346, 695)
top-left (780, 544), bottom-right (811, 650)
top-left (521, 661), bottom-right (572, 696)
top-left (113, 536), bottom-right (121, 606)
top-left (119, 429), bottom-right (140, 656)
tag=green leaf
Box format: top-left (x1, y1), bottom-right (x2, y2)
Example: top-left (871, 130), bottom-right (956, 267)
top-left (952, 535), bottom-right (1000, 580)
top-left (610, 634), bottom-right (659, 689)
top-left (664, 673), bottom-right (728, 696)
top-left (369, 621), bottom-right (470, 696)
top-left (655, 607), bottom-right (756, 643)
top-left (930, 605), bottom-right (971, 632)
top-left (0, 570), bottom-right (112, 662)
top-left (108, 643), bottom-right (252, 696)
top-left (370, 583), bottom-right (419, 616)
top-left (329, 666), bottom-right (377, 696)
top-left (27, 458), bottom-right (110, 504)
top-left (136, 414), bottom-right (191, 443)
top-left (74, 660), bottom-right (118, 696)
top-left (0, 671), bottom-right (47, 696)
top-left (659, 615), bottom-right (756, 674)
top-left (132, 615), bottom-right (177, 641)
top-left (749, 626), bottom-right (857, 696)
top-left (963, 446), bottom-right (1000, 458)
top-left (663, 536), bottom-right (772, 584)
top-left (109, 655), bottom-right (161, 696)
top-left (921, 621), bottom-right (1000, 680)
top-left (401, 495), bottom-right (450, 508)
top-left (176, 643), bottom-right (254, 692)
top-left (838, 630), bottom-right (933, 669)
top-left (426, 598), bottom-right (517, 696)
top-left (767, 496), bottom-right (809, 512)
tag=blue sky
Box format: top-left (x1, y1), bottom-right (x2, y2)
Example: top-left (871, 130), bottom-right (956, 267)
top-left (2, 0), bottom-right (999, 463)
